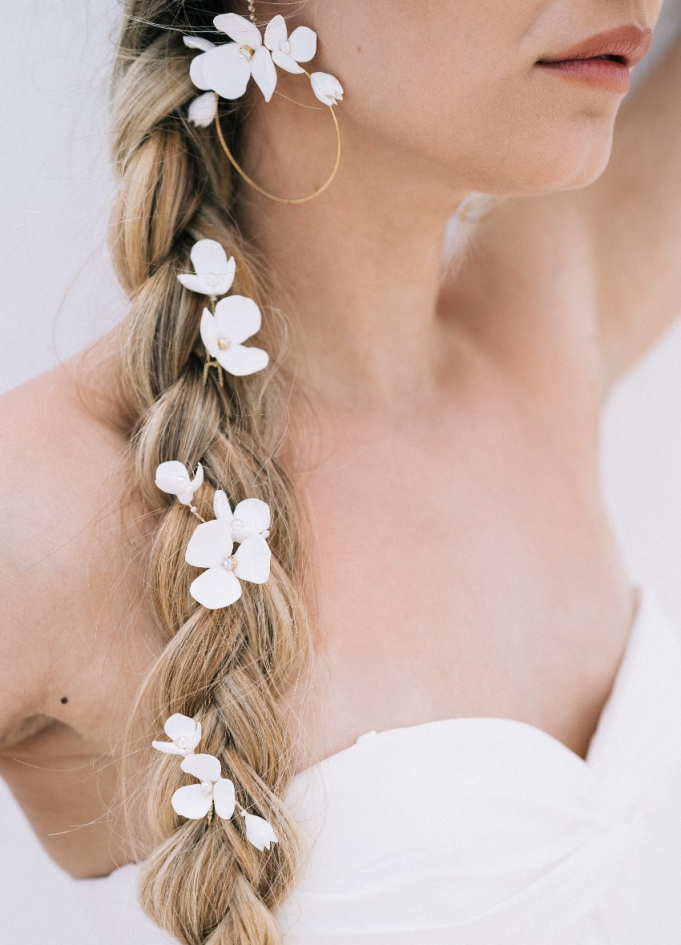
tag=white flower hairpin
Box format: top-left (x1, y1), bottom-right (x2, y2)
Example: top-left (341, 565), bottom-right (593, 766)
top-left (184, 489), bottom-right (272, 611)
top-left (152, 713), bottom-right (202, 756)
top-left (178, 239), bottom-right (236, 300)
top-left (172, 753), bottom-right (237, 820)
top-left (265, 15), bottom-right (317, 75)
top-left (155, 461), bottom-right (204, 511)
top-left (200, 297), bottom-right (269, 378)
top-left (153, 461), bottom-right (273, 609)
top-left (152, 715), bottom-right (278, 850)
top-left (177, 238), bottom-right (269, 384)
top-left (183, 6), bottom-right (344, 206)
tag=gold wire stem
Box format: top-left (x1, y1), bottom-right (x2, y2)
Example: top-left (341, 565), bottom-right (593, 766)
top-left (203, 357), bottom-right (225, 389)
top-left (201, 298), bottom-right (224, 390)
top-left (213, 92), bottom-right (342, 206)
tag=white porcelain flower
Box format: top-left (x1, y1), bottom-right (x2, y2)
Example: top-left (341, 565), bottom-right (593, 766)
top-left (152, 714), bottom-right (202, 757)
top-left (241, 810), bottom-right (278, 851)
top-left (177, 239), bottom-right (236, 299)
top-left (310, 72), bottom-right (344, 106)
top-left (155, 461), bottom-right (204, 507)
top-left (185, 515), bottom-right (272, 610)
top-left (200, 297), bottom-right (269, 377)
top-left (172, 754), bottom-right (236, 820)
top-left (188, 91), bottom-right (218, 128)
top-left (213, 490), bottom-right (271, 544)
top-left (189, 13), bottom-right (277, 103)
top-left (263, 14), bottom-right (317, 74)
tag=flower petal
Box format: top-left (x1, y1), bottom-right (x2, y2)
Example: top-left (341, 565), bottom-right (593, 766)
top-left (250, 46), bottom-right (277, 103)
top-left (189, 51), bottom-right (211, 91)
top-left (172, 784), bottom-right (212, 820)
top-left (213, 13), bottom-right (262, 49)
top-left (190, 240), bottom-right (231, 281)
top-left (200, 308), bottom-right (221, 360)
top-left (217, 343), bottom-right (269, 377)
top-left (263, 14), bottom-right (288, 52)
top-left (232, 499), bottom-right (271, 541)
top-left (178, 274), bottom-right (212, 295)
top-left (271, 50), bottom-right (305, 75)
top-left (190, 463), bottom-right (204, 492)
top-left (213, 295), bottom-right (262, 345)
top-left (289, 26), bottom-right (317, 63)
top-left (242, 812), bottom-right (278, 851)
top-left (151, 740), bottom-right (184, 755)
top-left (190, 567), bottom-right (242, 610)
top-left (164, 714), bottom-right (198, 741)
top-left (186, 721), bottom-right (202, 752)
top-left (234, 534), bottom-right (271, 584)
top-left (185, 519), bottom-right (233, 569)
top-left (213, 779), bottom-right (237, 819)
top-left (214, 490), bottom-right (233, 522)
top-left (184, 36), bottom-right (216, 54)
top-left (201, 43), bottom-right (252, 100)
top-left (180, 246), bottom-right (235, 296)
top-left (155, 461), bottom-right (191, 497)
top-left (188, 91), bottom-right (218, 127)
top-left (181, 753), bottom-right (222, 783)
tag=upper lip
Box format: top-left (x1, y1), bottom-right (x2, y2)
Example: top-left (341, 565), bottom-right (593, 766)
top-left (537, 25), bottom-right (653, 68)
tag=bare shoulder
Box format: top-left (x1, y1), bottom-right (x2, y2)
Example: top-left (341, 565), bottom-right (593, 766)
top-left (0, 339), bottom-right (160, 748)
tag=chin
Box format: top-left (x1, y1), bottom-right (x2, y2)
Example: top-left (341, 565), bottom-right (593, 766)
top-left (472, 122), bottom-right (617, 197)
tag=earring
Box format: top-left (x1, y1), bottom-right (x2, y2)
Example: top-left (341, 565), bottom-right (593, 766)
top-left (183, 2), bottom-right (344, 205)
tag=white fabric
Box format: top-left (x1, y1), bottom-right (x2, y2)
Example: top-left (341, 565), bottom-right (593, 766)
top-left (74, 586), bottom-right (681, 943)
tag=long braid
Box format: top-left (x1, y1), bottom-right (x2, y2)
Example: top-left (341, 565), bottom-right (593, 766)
top-left (110, 3), bottom-right (310, 942)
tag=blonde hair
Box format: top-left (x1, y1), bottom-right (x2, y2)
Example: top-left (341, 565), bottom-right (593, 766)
top-left (110, 3), bottom-right (310, 942)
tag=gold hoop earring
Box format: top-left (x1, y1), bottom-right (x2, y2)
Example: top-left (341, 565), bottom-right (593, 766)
top-left (184, 2), bottom-right (345, 206)
top-left (214, 90), bottom-right (342, 206)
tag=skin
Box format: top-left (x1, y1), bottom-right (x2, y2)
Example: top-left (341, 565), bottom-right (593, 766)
top-left (1, 0), bottom-right (679, 880)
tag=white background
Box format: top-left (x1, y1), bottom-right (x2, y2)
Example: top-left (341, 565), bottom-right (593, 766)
top-left (2, 2), bottom-right (681, 942)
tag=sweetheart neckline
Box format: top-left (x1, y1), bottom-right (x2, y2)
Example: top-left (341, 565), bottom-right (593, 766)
top-left (77, 586), bottom-right (653, 886)
top-left (290, 585), bottom-right (646, 784)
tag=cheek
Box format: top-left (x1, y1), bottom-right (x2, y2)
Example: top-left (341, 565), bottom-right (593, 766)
top-left (314, 0), bottom-right (635, 194)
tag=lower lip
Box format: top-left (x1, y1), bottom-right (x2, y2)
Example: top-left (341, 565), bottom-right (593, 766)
top-left (536, 58), bottom-right (631, 94)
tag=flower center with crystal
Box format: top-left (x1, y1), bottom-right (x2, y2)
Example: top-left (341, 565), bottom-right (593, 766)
top-left (239, 46), bottom-right (254, 61)
top-left (200, 782), bottom-right (213, 796)
top-left (222, 555), bottom-right (237, 572)
top-left (231, 518), bottom-right (244, 531)
top-left (207, 273), bottom-right (219, 287)
top-left (280, 40), bottom-right (291, 55)
top-left (176, 736), bottom-right (188, 749)
top-left (218, 336), bottom-right (231, 350)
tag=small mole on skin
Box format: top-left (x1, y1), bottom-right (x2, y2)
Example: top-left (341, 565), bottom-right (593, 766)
top-left (60, 697), bottom-right (68, 704)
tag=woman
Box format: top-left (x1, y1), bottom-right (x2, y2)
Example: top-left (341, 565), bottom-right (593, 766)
top-left (2, 0), bottom-right (681, 942)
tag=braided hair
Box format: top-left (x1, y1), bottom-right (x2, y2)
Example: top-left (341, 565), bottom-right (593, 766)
top-left (111, 3), bottom-right (311, 941)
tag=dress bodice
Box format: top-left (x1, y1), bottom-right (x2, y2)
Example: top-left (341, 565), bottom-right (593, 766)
top-left (75, 586), bottom-right (681, 944)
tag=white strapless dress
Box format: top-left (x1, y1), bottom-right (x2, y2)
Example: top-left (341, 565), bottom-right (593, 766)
top-left (75, 586), bottom-right (681, 943)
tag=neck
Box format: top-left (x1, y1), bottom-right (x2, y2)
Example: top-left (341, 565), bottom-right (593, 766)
top-left (237, 89), bottom-right (468, 409)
